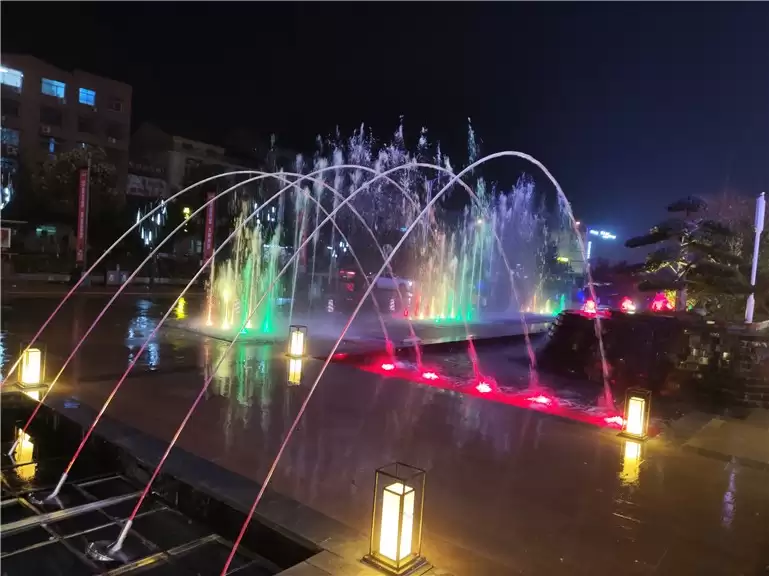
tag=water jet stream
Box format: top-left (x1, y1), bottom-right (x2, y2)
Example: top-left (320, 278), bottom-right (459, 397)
top-left (0, 170), bottom-right (266, 387)
top-left (32, 168), bottom-right (410, 493)
top-left (6, 163), bottom-right (437, 455)
top-left (220, 150), bottom-right (571, 574)
top-left (92, 161), bottom-right (456, 555)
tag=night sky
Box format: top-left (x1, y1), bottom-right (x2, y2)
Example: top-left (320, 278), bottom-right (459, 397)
top-left (3, 2), bottom-right (768, 259)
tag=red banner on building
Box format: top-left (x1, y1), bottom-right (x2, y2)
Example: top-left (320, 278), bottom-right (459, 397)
top-left (75, 168), bottom-right (88, 263)
top-left (203, 192), bottom-right (216, 261)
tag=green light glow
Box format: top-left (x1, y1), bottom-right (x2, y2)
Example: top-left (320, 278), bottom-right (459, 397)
top-left (210, 203), bottom-right (282, 336)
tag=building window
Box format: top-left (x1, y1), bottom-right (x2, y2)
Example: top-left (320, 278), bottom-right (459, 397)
top-left (1, 127), bottom-right (20, 146)
top-left (1, 157), bottom-right (17, 209)
top-left (78, 116), bottom-right (97, 134)
top-left (40, 137), bottom-right (63, 155)
top-left (109, 98), bottom-right (124, 112)
top-left (35, 225), bottom-right (56, 238)
top-left (41, 78), bottom-right (66, 99)
top-left (106, 122), bottom-right (124, 141)
top-left (0, 66), bottom-right (23, 91)
top-left (78, 88), bottom-right (96, 106)
top-left (1, 98), bottom-right (20, 118)
top-left (40, 106), bottom-right (63, 127)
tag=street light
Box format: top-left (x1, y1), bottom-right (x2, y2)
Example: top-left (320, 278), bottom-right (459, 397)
top-left (363, 462), bottom-right (429, 575)
top-left (621, 388), bottom-right (651, 440)
top-left (287, 325), bottom-right (307, 358)
top-left (745, 192), bottom-right (766, 324)
top-left (18, 345), bottom-right (45, 387)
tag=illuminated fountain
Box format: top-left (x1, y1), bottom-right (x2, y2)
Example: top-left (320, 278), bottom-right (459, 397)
top-left (406, 174), bottom-right (570, 322)
top-left (186, 119), bottom-right (576, 340)
top-left (4, 119), bottom-right (620, 571)
top-left (207, 203), bottom-right (284, 335)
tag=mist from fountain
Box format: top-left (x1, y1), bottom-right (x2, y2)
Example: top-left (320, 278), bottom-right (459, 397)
top-left (220, 149), bottom-right (584, 574)
top-left (201, 120), bottom-right (572, 339)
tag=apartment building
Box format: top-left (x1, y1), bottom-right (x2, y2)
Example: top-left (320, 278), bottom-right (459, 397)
top-left (0, 54), bottom-right (132, 207)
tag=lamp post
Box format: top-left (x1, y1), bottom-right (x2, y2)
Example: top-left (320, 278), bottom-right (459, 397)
top-left (287, 325), bottom-right (307, 358)
top-left (620, 388), bottom-right (651, 441)
top-left (363, 462), bottom-right (430, 575)
top-left (745, 192), bottom-right (766, 324)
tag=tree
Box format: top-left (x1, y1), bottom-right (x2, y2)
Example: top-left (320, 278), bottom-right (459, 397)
top-left (625, 196), bottom-right (747, 311)
top-left (29, 146), bottom-right (126, 251)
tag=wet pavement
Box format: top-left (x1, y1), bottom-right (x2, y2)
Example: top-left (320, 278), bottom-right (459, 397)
top-left (2, 295), bottom-right (769, 575)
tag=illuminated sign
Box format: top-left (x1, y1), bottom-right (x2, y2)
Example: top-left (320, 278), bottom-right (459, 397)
top-left (588, 229), bottom-right (617, 240)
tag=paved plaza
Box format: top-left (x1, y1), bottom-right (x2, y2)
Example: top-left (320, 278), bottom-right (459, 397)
top-left (2, 295), bottom-right (768, 575)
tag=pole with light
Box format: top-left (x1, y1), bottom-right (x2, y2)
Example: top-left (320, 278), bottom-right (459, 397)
top-left (363, 462), bottom-right (429, 575)
top-left (745, 192), bottom-right (766, 324)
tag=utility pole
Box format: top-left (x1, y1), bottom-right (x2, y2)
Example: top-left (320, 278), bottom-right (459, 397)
top-left (745, 192), bottom-right (766, 324)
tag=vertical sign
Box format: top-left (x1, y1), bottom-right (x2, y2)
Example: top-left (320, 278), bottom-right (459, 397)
top-left (75, 169), bottom-right (88, 264)
top-left (203, 192), bottom-right (216, 261)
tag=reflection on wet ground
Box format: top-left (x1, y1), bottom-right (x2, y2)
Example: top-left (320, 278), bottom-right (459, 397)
top-left (2, 295), bottom-right (769, 575)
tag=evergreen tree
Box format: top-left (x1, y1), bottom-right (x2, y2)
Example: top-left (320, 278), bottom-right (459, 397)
top-left (625, 196), bottom-right (747, 311)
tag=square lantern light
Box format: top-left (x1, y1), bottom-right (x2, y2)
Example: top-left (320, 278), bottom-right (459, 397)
top-left (621, 387), bottom-right (651, 440)
top-left (287, 325), bottom-right (307, 359)
top-left (363, 462), bottom-right (430, 575)
top-left (288, 358), bottom-right (303, 385)
top-left (18, 344), bottom-right (46, 388)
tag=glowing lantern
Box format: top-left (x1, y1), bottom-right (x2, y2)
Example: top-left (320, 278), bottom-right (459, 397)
top-left (582, 299), bottom-right (597, 315)
top-left (619, 297), bottom-right (636, 314)
top-left (288, 358), bottom-right (303, 385)
top-left (620, 440), bottom-right (643, 486)
top-left (381, 363), bottom-right (395, 372)
top-left (19, 346), bottom-right (44, 386)
top-left (287, 325), bottom-right (307, 358)
top-left (621, 388), bottom-right (651, 440)
top-left (363, 463), bottom-right (429, 575)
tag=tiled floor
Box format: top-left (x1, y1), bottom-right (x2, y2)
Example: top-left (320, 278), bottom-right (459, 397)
top-left (1, 436), bottom-right (281, 575)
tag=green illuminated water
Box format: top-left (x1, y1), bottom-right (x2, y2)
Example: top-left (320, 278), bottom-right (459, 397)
top-left (210, 204), bottom-right (283, 335)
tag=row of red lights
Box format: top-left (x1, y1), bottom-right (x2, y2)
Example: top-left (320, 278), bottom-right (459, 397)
top-left (368, 360), bottom-right (624, 429)
top-left (581, 293), bottom-right (673, 316)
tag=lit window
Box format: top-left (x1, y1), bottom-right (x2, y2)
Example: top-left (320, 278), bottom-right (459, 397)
top-left (35, 225), bottom-right (56, 237)
top-left (1, 127), bottom-right (20, 146)
top-left (40, 137), bottom-right (61, 154)
top-left (41, 78), bottom-right (66, 98)
top-left (78, 88), bottom-right (96, 106)
top-left (0, 66), bottom-right (23, 90)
